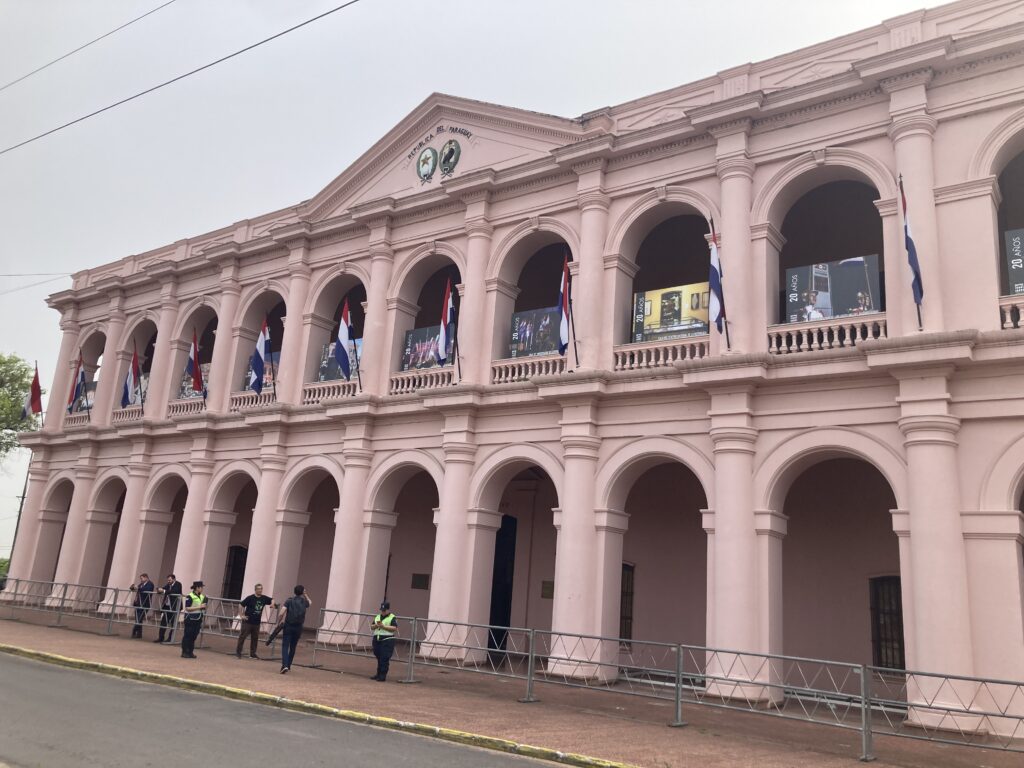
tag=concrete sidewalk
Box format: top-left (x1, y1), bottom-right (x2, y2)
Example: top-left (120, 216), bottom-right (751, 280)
top-left (0, 612), bottom-right (1016, 768)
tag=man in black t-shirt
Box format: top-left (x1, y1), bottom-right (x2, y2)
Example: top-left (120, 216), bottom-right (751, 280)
top-left (236, 583), bottom-right (276, 659)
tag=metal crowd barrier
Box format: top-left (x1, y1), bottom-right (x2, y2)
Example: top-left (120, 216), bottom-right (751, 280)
top-left (3, 577), bottom-right (1023, 761)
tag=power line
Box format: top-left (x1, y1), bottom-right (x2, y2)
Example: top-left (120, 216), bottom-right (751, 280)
top-left (0, 0), bottom-right (368, 158)
top-left (0, 0), bottom-right (179, 94)
top-left (0, 276), bottom-right (69, 297)
top-left (0, 272), bottom-right (72, 277)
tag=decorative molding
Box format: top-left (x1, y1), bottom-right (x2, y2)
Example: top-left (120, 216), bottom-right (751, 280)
top-left (716, 156), bottom-right (756, 181)
top-left (933, 176), bottom-right (1002, 206)
top-left (484, 277), bottom-right (520, 300)
top-left (879, 67), bottom-right (935, 93)
top-left (602, 253), bottom-right (640, 279)
top-left (749, 222), bottom-right (787, 250)
top-left (578, 190), bottom-right (611, 212)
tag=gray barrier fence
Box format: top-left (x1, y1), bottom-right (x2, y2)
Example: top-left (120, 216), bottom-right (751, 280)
top-left (3, 578), bottom-right (1023, 761)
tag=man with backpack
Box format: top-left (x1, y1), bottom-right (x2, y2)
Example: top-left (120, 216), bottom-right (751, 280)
top-left (273, 585), bottom-right (311, 674)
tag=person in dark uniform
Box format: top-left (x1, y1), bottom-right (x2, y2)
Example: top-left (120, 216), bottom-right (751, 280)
top-left (154, 573), bottom-right (182, 643)
top-left (180, 581), bottom-right (206, 659)
top-left (370, 601), bottom-right (398, 682)
top-left (129, 573), bottom-right (155, 639)
top-left (235, 583), bottom-right (275, 659)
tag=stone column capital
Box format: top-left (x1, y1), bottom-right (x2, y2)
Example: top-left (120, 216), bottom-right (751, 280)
top-left (369, 244), bottom-right (394, 263)
top-left (442, 441), bottom-right (477, 463)
top-left (342, 447), bottom-right (374, 469)
top-left (716, 156), bottom-right (755, 182)
top-left (578, 190), bottom-right (611, 212)
top-left (888, 113), bottom-right (937, 142)
top-left (897, 413), bottom-right (960, 444)
top-left (561, 435), bottom-right (601, 459)
top-left (708, 425), bottom-right (758, 454)
top-left (465, 219), bottom-right (494, 239)
top-left (880, 67), bottom-right (933, 94)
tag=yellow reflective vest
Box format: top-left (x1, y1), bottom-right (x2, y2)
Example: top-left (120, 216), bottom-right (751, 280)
top-left (372, 612), bottom-right (396, 639)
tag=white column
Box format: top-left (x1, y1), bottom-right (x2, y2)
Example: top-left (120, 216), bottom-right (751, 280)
top-left (50, 458), bottom-right (97, 588)
top-left (324, 444), bottom-right (372, 614)
top-left (713, 122), bottom-right (756, 354)
top-left (427, 437), bottom-right (476, 624)
top-left (103, 460), bottom-right (152, 592)
top-left (5, 456), bottom-right (52, 582)
top-left (884, 71), bottom-right (943, 331)
top-left (461, 215), bottom-right (492, 385)
top-left (143, 280), bottom-right (180, 419)
top-left (240, 443), bottom-right (286, 592)
top-left (276, 255), bottom-right (312, 404)
top-left (45, 313), bottom-right (80, 431)
top-left (208, 268), bottom-right (241, 413)
top-left (92, 302), bottom-right (126, 425)
top-left (172, 449), bottom-right (215, 585)
top-left (576, 187), bottom-right (611, 370)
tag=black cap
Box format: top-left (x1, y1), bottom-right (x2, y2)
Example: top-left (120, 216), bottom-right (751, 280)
top-left (191, 580), bottom-right (204, 589)
top-left (380, 601), bottom-right (390, 611)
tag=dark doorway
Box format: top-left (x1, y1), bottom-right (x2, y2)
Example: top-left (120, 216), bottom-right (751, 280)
top-left (222, 545), bottom-right (248, 600)
top-left (488, 514), bottom-right (518, 652)
top-left (869, 575), bottom-right (905, 670)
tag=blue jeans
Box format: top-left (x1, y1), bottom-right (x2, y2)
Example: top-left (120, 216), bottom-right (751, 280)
top-left (281, 624), bottom-right (303, 669)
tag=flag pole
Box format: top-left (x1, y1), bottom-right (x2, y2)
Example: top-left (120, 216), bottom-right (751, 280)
top-left (566, 250), bottom-right (581, 370)
top-left (710, 217), bottom-right (731, 351)
top-left (452, 300), bottom-right (462, 382)
top-left (267, 315), bottom-right (277, 397)
top-left (351, 332), bottom-right (363, 393)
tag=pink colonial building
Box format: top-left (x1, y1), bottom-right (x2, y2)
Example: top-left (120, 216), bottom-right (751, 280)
top-left (8, 0), bottom-right (1024, 684)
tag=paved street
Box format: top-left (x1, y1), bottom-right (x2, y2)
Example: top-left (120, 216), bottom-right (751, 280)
top-left (0, 654), bottom-right (549, 768)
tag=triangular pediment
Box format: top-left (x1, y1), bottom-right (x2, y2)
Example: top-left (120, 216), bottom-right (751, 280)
top-left (304, 94), bottom-right (584, 221)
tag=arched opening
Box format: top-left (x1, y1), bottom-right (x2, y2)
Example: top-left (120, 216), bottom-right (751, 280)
top-left (492, 232), bottom-right (571, 362)
top-left (116, 319), bottom-right (158, 408)
top-left (621, 462), bottom-right (707, 646)
top-left (82, 477), bottom-right (126, 588)
top-left (172, 306), bottom-right (217, 402)
top-left (782, 457), bottom-right (902, 668)
top-left (778, 181), bottom-right (884, 325)
top-left (486, 466), bottom-right (558, 636)
top-left (997, 149), bottom-right (1024, 297)
top-left (206, 474), bottom-right (258, 600)
top-left (392, 256), bottom-right (461, 373)
top-left (504, 243), bottom-right (569, 360)
top-left (72, 330), bottom-right (106, 413)
top-left (232, 292), bottom-right (285, 396)
top-left (34, 479), bottom-right (74, 583)
top-left (277, 468), bottom-right (340, 604)
top-left (628, 214), bottom-right (711, 345)
top-left (148, 475), bottom-right (188, 582)
top-left (306, 275), bottom-right (366, 384)
top-left (383, 470), bottom-right (439, 619)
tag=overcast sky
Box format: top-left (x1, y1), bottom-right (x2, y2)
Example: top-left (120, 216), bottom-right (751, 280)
top-left (0, 0), bottom-right (935, 558)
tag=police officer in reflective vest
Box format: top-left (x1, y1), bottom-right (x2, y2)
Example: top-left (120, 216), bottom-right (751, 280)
top-left (370, 601), bottom-right (398, 682)
top-left (180, 581), bottom-right (207, 659)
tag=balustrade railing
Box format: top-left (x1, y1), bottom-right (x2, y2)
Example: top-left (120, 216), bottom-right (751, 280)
top-left (613, 336), bottom-right (709, 371)
top-left (388, 367), bottom-right (455, 395)
top-left (228, 389), bottom-right (277, 412)
top-left (490, 354), bottom-right (566, 384)
top-left (111, 405), bottom-right (144, 424)
top-left (167, 397), bottom-right (206, 417)
top-left (301, 379), bottom-right (359, 405)
top-left (64, 412), bottom-right (91, 428)
top-left (768, 313), bottom-right (887, 354)
top-left (999, 295), bottom-right (1023, 329)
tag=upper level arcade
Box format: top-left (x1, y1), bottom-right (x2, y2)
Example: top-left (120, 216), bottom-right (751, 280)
top-left (37, 0), bottom-right (1024, 433)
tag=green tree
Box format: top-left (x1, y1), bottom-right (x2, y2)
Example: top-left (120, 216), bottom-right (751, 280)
top-left (0, 352), bottom-right (43, 458)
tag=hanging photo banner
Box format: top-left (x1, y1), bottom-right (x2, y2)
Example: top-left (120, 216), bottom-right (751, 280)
top-left (178, 364), bottom-right (211, 399)
top-left (631, 282), bottom-right (710, 343)
top-left (318, 340), bottom-right (363, 381)
top-left (73, 380), bottom-right (98, 413)
top-left (1005, 228), bottom-right (1024, 295)
top-left (401, 325), bottom-right (453, 371)
top-left (242, 351), bottom-right (280, 392)
top-left (784, 255), bottom-right (881, 323)
top-left (509, 305), bottom-right (561, 358)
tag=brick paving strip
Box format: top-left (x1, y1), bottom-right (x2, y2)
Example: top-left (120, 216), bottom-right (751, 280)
top-left (0, 615), bottom-right (1018, 768)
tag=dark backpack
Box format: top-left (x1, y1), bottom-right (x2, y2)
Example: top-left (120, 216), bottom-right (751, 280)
top-left (285, 597), bottom-right (307, 626)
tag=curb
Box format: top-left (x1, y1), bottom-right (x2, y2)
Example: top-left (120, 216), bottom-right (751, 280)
top-left (0, 643), bottom-right (637, 768)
